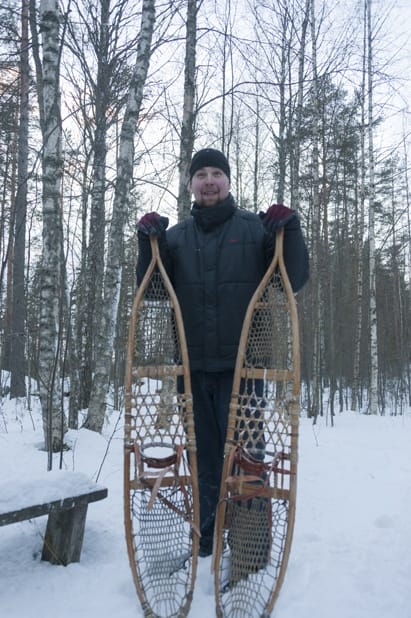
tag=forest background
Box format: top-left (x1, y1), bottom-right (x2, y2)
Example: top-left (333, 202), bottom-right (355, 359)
top-left (0, 0), bottom-right (410, 459)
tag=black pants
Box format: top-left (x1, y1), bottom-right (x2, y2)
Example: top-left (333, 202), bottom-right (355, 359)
top-left (189, 371), bottom-right (265, 550)
top-left (189, 370), bottom-right (234, 549)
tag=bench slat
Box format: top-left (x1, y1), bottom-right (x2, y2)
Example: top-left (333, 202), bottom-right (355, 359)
top-left (0, 471), bottom-right (106, 516)
top-left (0, 471), bottom-right (108, 565)
top-left (0, 487), bottom-right (108, 526)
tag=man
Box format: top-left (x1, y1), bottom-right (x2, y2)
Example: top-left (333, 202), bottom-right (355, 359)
top-left (137, 148), bottom-right (309, 557)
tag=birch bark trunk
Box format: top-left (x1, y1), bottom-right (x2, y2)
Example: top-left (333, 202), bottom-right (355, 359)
top-left (85, 0), bottom-right (156, 432)
top-left (79, 0), bottom-right (111, 408)
top-left (290, 0), bottom-right (309, 210)
top-left (308, 0), bottom-right (322, 422)
top-left (177, 0), bottom-right (197, 221)
top-left (351, 3), bottom-right (367, 412)
top-left (37, 0), bottom-right (67, 456)
top-left (366, 0), bottom-right (379, 415)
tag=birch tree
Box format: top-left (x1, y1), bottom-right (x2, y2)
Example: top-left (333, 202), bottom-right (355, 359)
top-left (177, 0), bottom-right (198, 221)
top-left (351, 21), bottom-right (367, 412)
top-left (65, 0), bottom-right (140, 414)
top-left (220, 0), bottom-right (235, 155)
top-left (85, 0), bottom-right (156, 432)
top-left (36, 0), bottom-right (67, 456)
top-left (308, 0), bottom-right (322, 421)
top-left (76, 0), bottom-right (111, 410)
top-left (290, 0), bottom-right (310, 211)
top-left (366, 0), bottom-right (379, 415)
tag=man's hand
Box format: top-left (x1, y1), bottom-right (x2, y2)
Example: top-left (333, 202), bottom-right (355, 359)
top-left (259, 204), bottom-right (296, 233)
top-left (137, 212), bottom-right (169, 236)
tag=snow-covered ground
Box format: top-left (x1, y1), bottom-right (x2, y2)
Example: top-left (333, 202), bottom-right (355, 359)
top-left (0, 395), bottom-right (410, 618)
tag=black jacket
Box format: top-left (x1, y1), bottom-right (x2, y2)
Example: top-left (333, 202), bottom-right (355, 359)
top-left (137, 196), bottom-right (309, 372)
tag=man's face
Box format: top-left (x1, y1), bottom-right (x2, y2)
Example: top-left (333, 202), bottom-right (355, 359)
top-left (190, 166), bottom-right (230, 207)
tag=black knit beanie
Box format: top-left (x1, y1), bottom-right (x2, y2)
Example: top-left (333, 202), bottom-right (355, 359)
top-left (189, 148), bottom-right (231, 180)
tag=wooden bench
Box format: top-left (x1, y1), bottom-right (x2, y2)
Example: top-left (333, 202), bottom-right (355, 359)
top-left (0, 470), bottom-right (108, 566)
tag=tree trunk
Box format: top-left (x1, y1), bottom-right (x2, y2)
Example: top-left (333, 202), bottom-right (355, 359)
top-left (253, 96), bottom-right (260, 212)
top-left (79, 0), bottom-right (110, 407)
top-left (366, 0), bottom-right (379, 415)
top-left (1, 77), bottom-right (19, 373)
top-left (177, 0), bottom-right (197, 222)
top-left (10, 0), bottom-right (30, 398)
top-left (290, 0), bottom-right (309, 211)
top-left (308, 0), bottom-right (322, 422)
top-left (37, 0), bottom-right (67, 458)
top-left (276, 12), bottom-right (287, 204)
top-left (220, 0), bottom-right (235, 155)
top-left (402, 137), bottom-right (411, 406)
top-left (351, 8), bottom-right (367, 412)
top-left (85, 0), bottom-right (156, 433)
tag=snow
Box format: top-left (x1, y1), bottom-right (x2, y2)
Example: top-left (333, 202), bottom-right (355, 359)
top-left (1, 397), bottom-right (410, 618)
top-left (0, 471), bottom-right (105, 514)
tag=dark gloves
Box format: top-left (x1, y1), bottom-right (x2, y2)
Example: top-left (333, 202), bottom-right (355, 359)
top-left (259, 203), bottom-right (296, 233)
top-left (137, 212), bottom-right (169, 236)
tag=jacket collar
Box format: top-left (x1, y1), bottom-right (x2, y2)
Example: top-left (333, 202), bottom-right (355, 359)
top-left (191, 194), bottom-right (236, 232)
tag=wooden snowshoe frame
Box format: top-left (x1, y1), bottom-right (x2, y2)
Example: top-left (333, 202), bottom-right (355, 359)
top-left (124, 236), bottom-right (199, 618)
top-left (213, 227), bottom-right (301, 618)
